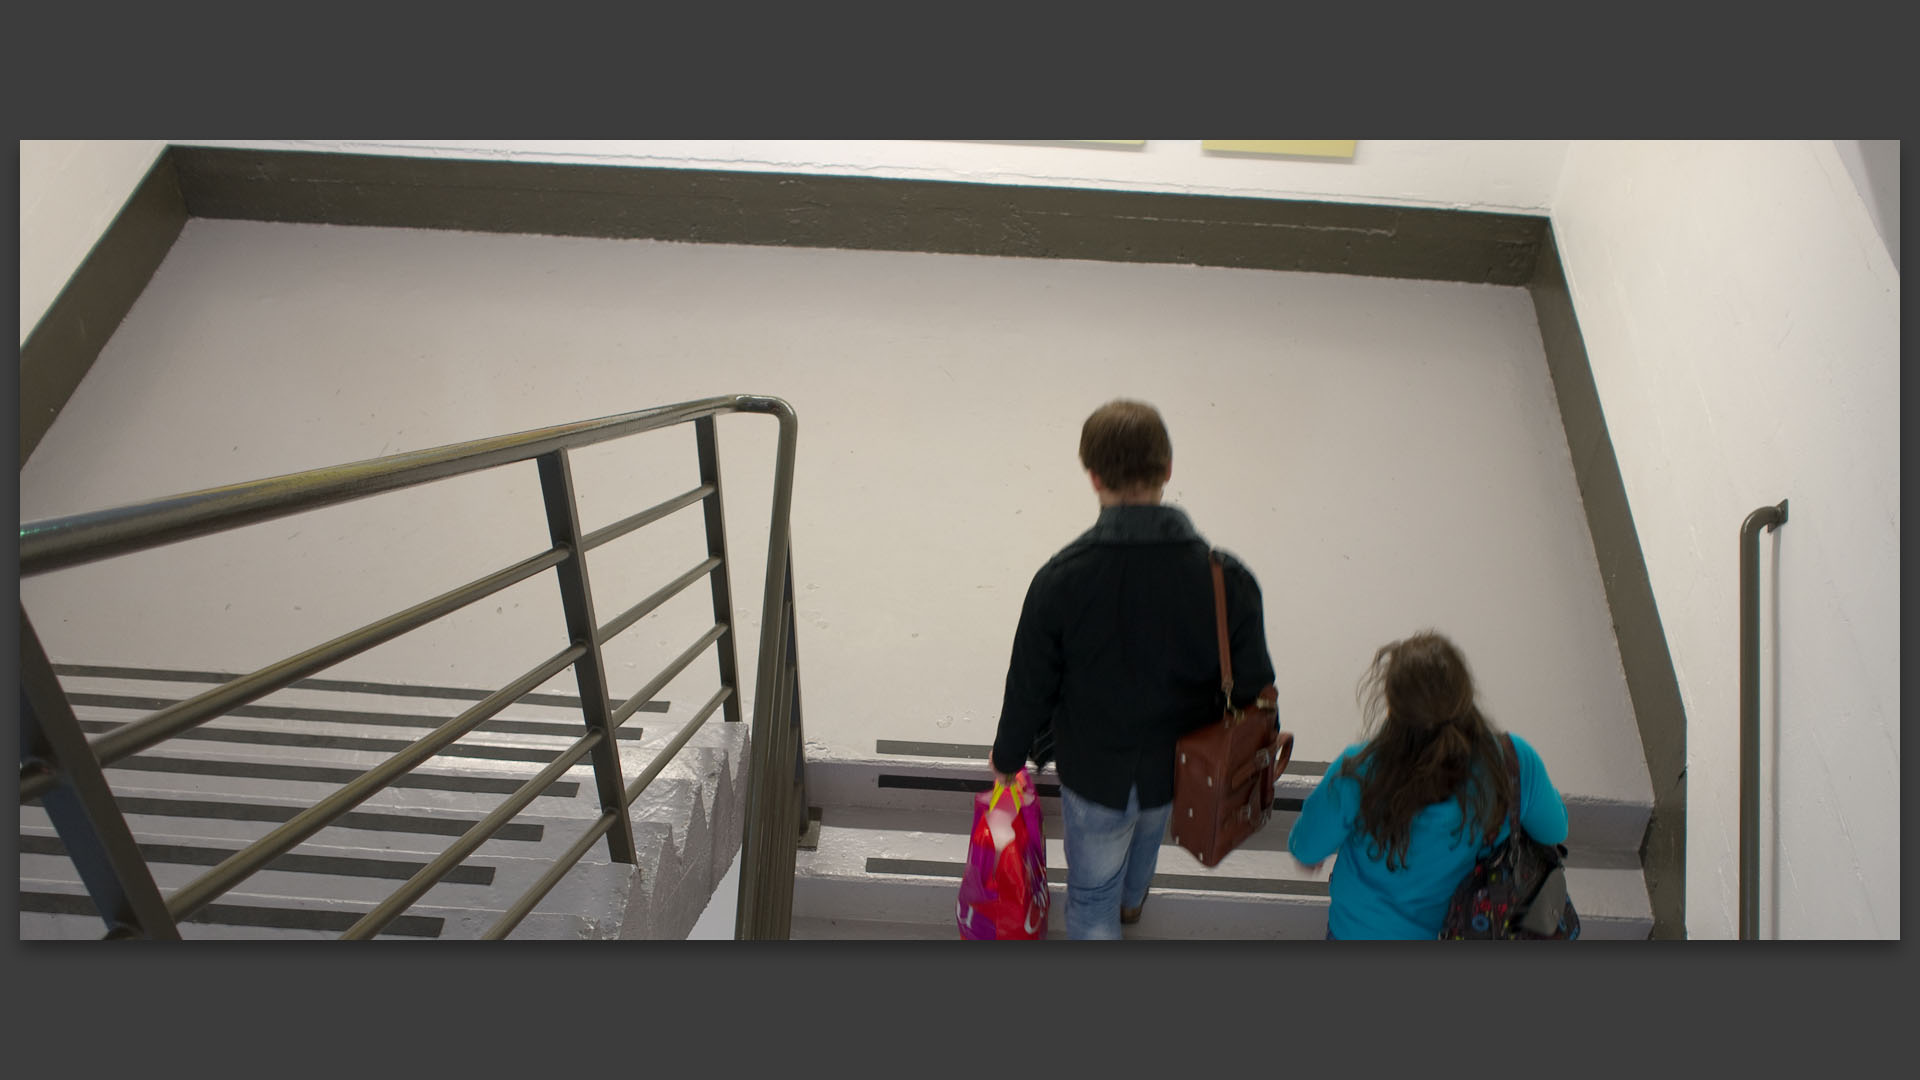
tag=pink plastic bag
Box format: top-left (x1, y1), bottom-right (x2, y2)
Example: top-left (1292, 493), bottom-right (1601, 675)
top-left (956, 769), bottom-right (1050, 940)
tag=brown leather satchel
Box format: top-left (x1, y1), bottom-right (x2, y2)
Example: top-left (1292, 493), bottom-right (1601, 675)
top-left (1170, 553), bottom-right (1292, 868)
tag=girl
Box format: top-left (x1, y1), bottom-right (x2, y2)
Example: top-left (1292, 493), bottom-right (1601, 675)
top-left (1288, 631), bottom-right (1568, 939)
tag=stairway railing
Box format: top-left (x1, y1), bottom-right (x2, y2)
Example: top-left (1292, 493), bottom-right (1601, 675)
top-left (1738, 498), bottom-right (1788, 941)
top-left (18, 394), bottom-right (809, 940)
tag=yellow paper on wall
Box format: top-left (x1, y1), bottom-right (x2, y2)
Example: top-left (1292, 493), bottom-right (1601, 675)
top-left (1202, 140), bottom-right (1356, 159)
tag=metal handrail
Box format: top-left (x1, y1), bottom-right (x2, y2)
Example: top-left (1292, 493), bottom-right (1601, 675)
top-left (1739, 498), bottom-right (1788, 940)
top-left (22, 397), bottom-right (775, 574)
top-left (18, 394), bottom-right (808, 940)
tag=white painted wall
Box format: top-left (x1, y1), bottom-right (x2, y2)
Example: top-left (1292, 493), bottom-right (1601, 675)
top-left (1550, 140), bottom-right (1900, 939)
top-left (18, 140), bottom-right (169, 343)
top-left (19, 219), bottom-right (1651, 822)
top-left (170, 139), bottom-right (1572, 213)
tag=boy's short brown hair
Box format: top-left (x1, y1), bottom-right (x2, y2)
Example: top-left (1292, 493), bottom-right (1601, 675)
top-left (1079, 399), bottom-right (1172, 492)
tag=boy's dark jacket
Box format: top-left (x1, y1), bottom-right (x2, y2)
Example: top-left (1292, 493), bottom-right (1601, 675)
top-left (991, 504), bottom-right (1275, 811)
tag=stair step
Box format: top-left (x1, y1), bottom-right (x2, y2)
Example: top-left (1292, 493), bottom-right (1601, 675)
top-left (22, 669), bottom-right (753, 940)
top-left (793, 809), bottom-right (1653, 940)
top-left (18, 876), bottom-right (617, 940)
top-left (74, 708), bottom-right (739, 808)
top-left (23, 785), bottom-right (607, 865)
top-left (26, 761), bottom-right (734, 866)
top-left (20, 823), bottom-right (647, 925)
top-left (807, 750), bottom-right (1653, 861)
top-left (791, 916), bottom-right (954, 941)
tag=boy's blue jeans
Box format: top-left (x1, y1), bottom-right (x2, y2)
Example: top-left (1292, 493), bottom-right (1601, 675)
top-left (1059, 783), bottom-right (1172, 940)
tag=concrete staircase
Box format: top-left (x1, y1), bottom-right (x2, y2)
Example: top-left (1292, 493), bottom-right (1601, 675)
top-left (20, 670), bottom-right (1656, 942)
top-left (18, 665), bottom-right (749, 940)
top-left (790, 740), bottom-right (1655, 940)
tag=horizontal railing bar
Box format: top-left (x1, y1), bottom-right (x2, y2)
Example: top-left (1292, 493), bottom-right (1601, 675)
top-left (623, 686), bottom-right (735, 807)
top-left (341, 729), bottom-right (607, 940)
top-left (596, 558), bottom-right (723, 647)
top-left (608, 625), bottom-right (728, 729)
top-left (579, 485), bottom-right (715, 553)
top-left (78, 545), bottom-right (573, 775)
top-left (483, 813), bottom-right (618, 941)
top-left (21, 395), bottom-right (791, 576)
top-left (162, 644), bottom-right (585, 922)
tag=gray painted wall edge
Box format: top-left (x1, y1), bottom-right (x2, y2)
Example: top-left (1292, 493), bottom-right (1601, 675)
top-left (20, 153), bottom-right (188, 463)
top-left (1528, 229), bottom-right (1687, 938)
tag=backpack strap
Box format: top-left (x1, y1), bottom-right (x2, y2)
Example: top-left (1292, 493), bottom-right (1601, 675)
top-left (1503, 733), bottom-right (1524, 842)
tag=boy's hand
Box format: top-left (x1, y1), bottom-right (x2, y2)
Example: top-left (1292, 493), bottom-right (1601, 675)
top-left (988, 756), bottom-right (1020, 789)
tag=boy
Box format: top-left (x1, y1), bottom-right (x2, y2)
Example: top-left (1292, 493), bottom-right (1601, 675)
top-left (990, 399), bottom-right (1275, 939)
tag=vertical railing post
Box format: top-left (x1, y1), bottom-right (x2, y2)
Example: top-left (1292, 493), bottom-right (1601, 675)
top-left (538, 450), bottom-right (639, 865)
top-left (738, 576), bottom-right (793, 939)
top-left (694, 416), bottom-right (745, 725)
top-left (735, 402), bottom-right (800, 939)
top-left (769, 573), bottom-right (801, 934)
top-left (782, 548), bottom-right (811, 845)
top-left (18, 607), bottom-right (181, 939)
top-left (775, 549), bottom-right (806, 930)
top-left (1739, 498), bottom-right (1787, 940)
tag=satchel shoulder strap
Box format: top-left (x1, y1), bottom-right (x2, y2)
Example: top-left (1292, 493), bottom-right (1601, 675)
top-left (1210, 552), bottom-right (1232, 701)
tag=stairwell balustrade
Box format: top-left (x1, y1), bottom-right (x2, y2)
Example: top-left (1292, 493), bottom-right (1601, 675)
top-left (18, 394), bottom-right (810, 940)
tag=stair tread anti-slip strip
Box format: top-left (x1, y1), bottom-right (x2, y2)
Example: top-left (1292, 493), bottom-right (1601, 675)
top-left (18, 832), bottom-right (497, 886)
top-left (53, 662), bottom-right (654, 712)
top-left (73, 717), bottom-right (633, 765)
top-left (103, 753), bottom-right (584, 798)
top-left (18, 888), bottom-right (447, 938)
top-left (45, 791), bottom-right (552, 841)
top-left (64, 793), bottom-right (548, 842)
top-left (67, 691), bottom-right (658, 740)
top-left (865, 856), bottom-right (1332, 897)
top-left (875, 739), bottom-right (1332, 777)
top-left (873, 773), bottom-right (1306, 813)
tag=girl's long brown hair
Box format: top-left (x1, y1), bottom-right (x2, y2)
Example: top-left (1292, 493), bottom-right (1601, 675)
top-left (1339, 631), bottom-right (1513, 871)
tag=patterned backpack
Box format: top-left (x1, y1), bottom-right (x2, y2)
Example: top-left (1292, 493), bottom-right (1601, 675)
top-left (1438, 735), bottom-right (1579, 940)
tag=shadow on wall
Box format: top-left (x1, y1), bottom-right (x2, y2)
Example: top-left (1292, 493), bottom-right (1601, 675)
top-left (685, 848), bottom-right (742, 939)
top-left (1834, 140), bottom-right (1900, 271)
